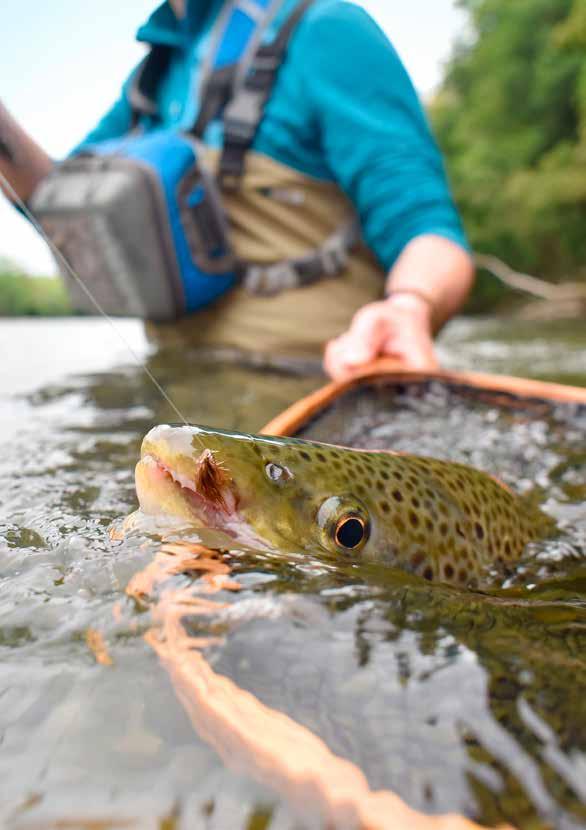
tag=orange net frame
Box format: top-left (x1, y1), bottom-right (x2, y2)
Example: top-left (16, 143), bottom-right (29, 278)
top-left (262, 358), bottom-right (586, 437)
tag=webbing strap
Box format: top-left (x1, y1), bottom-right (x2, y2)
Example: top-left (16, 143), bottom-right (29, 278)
top-left (242, 219), bottom-right (362, 295)
top-left (128, 46), bottom-right (174, 127)
top-left (218, 0), bottom-right (314, 189)
top-left (213, 0), bottom-right (274, 68)
top-left (193, 0), bottom-right (279, 138)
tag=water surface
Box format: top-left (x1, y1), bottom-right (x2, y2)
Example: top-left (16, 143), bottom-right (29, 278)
top-left (0, 317), bottom-right (584, 829)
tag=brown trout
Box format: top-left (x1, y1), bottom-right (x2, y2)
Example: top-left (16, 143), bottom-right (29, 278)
top-left (135, 424), bottom-right (555, 587)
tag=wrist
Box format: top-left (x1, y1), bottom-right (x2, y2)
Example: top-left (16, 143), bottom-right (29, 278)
top-left (384, 289), bottom-right (435, 330)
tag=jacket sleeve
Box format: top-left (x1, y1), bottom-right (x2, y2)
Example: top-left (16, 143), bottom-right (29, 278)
top-left (296, 4), bottom-right (469, 271)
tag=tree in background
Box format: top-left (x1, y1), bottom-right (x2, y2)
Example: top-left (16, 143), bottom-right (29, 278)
top-left (432, 0), bottom-right (586, 284)
top-left (0, 258), bottom-right (71, 316)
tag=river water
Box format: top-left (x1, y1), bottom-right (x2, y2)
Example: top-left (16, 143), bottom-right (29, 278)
top-left (0, 316), bottom-right (585, 829)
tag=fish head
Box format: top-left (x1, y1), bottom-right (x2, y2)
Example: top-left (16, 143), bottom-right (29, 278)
top-left (136, 424), bottom-right (380, 557)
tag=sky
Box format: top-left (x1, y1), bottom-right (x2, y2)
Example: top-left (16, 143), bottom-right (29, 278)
top-left (1, 0), bottom-right (468, 274)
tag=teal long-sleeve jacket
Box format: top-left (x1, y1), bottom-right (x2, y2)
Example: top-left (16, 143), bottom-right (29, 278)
top-left (76, 0), bottom-right (468, 272)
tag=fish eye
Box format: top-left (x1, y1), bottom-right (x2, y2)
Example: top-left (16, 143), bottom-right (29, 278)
top-left (335, 516), bottom-right (367, 550)
top-left (265, 462), bottom-right (292, 484)
top-left (317, 496), bottom-right (370, 554)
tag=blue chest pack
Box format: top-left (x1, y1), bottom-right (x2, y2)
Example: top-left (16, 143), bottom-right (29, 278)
top-left (31, 0), bottom-right (357, 321)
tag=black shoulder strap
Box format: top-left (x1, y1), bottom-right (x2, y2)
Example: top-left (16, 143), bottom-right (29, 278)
top-left (218, 0), bottom-right (314, 189)
top-left (192, 0), bottom-right (283, 141)
top-left (128, 45), bottom-right (174, 127)
top-left (191, 64), bottom-right (238, 139)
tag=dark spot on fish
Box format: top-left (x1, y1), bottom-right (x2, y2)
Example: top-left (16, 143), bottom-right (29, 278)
top-left (425, 518), bottom-right (434, 532)
top-left (392, 489), bottom-right (404, 503)
top-left (394, 515), bottom-right (406, 533)
top-left (423, 566), bottom-right (434, 581)
top-left (455, 522), bottom-right (465, 539)
top-left (439, 522), bottom-right (449, 537)
top-left (300, 451), bottom-right (311, 462)
top-left (412, 497), bottom-right (421, 509)
top-left (458, 568), bottom-right (468, 584)
top-left (474, 522), bottom-right (485, 541)
top-left (376, 480), bottom-right (386, 492)
top-left (381, 471), bottom-right (390, 481)
top-left (411, 551), bottom-right (425, 570)
top-left (444, 564), bottom-right (454, 580)
top-left (380, 501), bottom-right (390, 514)
top-left (409, 511), bottom-right (420, 528)
top-left (316, 453), bottom-right (327, 463)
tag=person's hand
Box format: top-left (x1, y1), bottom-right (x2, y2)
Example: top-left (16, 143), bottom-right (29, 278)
top-left (323, 293), bottom-right (439, 381)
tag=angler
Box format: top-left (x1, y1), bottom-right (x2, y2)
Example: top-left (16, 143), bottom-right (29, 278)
top-left (0, 0), bottom-right (473, 377)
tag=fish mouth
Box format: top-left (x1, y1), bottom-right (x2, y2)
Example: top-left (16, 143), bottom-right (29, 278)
top-left (135, 425), bottom-right (273, 552)
top-left (136, 448), bottom-right (237, 525)
top-left (134, 424), bottom-right (273, 551)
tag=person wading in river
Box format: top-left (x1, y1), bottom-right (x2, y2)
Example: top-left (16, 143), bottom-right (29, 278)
top-left (0, 0), bottom-right (474, 378)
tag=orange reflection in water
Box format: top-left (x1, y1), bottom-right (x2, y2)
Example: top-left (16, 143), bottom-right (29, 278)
top-left (124, 540), bottom-right (506, 830)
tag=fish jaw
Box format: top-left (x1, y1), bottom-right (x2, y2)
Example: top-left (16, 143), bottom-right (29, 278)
top-left (135, 425), bottom-right (261, 545)
top-left (135, 453), bottom-right (234, 523)
top-left (135, 424), bottom-right (290, 552)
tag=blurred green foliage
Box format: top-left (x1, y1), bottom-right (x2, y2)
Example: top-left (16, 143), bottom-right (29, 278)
top-left (0, 258), bottom-right (72, 316)
top-left (432, 0), bottom-right (586, 283)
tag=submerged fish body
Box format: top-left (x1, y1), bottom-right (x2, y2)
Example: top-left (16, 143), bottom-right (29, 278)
top-left (135, 424), bottom-right (554, 587)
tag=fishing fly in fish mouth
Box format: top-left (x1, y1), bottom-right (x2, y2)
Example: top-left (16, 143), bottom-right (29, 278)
top-left (135, 424), bottom-right (555, 587)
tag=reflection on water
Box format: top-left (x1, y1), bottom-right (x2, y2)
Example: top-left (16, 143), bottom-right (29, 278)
top-left (0, 316), bottom-right (585, 829)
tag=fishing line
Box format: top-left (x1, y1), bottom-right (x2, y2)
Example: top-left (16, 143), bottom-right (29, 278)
top-left (0, 170), bottom-right (190, 426)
